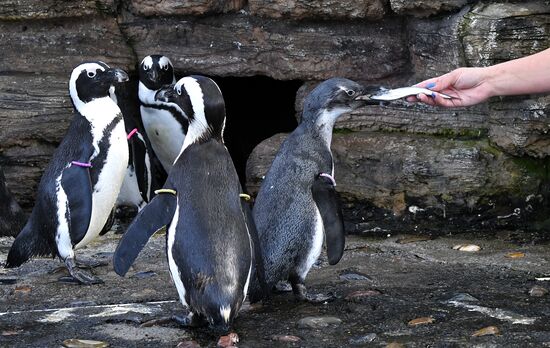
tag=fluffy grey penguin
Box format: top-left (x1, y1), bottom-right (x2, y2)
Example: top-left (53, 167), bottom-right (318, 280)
top-left (113, 75), bottom-right (264, 332)
top-left (0, 165), bottom-right (26, 237)
top-left (250, 78), bottom-right (374, 302)
top-left (5, 62), bottom-right (129, 284)
top-left (138, 54), bottom-right (188, 173)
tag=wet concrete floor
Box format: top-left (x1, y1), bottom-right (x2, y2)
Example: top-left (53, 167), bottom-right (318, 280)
top-left (0, 227), bottom-right (549, 347)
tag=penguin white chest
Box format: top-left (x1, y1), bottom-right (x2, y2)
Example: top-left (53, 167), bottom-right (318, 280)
top-left (117, 166), bottom-right (144, 210)
top-left (75, 120), bottom-right (129, 249)
top-left (141, 106), bottom-right (185, 171)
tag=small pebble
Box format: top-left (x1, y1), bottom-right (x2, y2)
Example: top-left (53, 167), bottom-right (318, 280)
top-left (452, 244), bottom-right (481, 252)
top-left (339, 272), bottom-right (371, 281)
top-left (505, 252), bottom-right (525, 259)
top-left (13, 284), bottom-right (31, 295)
top-left (386, 343), bottom-right (404, 348)
top-left (408, 317), bottom-right (435, 326)
top-left (70, 301), bottom-right (97, 308)
top-left (298, 316), bottom-right (342, 329)
top-left (396, 235), bottom-right (431, 244)
top-left (131, 271), bottom-right (157, 279)
top-left (349, 333), bottom-right (377, 344)
top-left (62, 339), bottom-right (109, 348)
top-left (339, 268), bottom-right (371, 281)
top-left (2, 330), bottom-right (22, 336)
top-left (529, 285), bottom-right (548, 297)
top-left (448, 293), bottom-right (479, 303)
top-left (270, 335), bottom-right (301, 342)
top-left (472, 326), bottom-right (500, 337)
top-left (176, 340), bottom-right (201, 348)
top-left (345, 289), bottom-right (382, 302)
top-left (217, 332), bottom-right (239, 347)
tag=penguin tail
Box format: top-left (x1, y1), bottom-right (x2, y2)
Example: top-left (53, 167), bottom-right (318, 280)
top-left (5, 222), bottom-right (50, 268)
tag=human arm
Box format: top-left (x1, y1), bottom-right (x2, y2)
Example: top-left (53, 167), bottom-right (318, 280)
top-left (409, 47), bottom-right (550, 107)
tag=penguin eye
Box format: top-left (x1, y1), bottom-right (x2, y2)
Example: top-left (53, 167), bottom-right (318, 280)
top-left (163, 65), bottom-right (169, 71)
top-left (87, 71), bottom-right (96, 78)
top-left (176, 88), bottom-right (182, 96)
top-left (143, 65), bottom-right (149, 71)
top-left (346, 89), bottom-right (355, 97)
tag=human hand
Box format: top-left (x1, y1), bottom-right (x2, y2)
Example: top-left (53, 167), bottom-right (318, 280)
top-left (407, 67), bottom-right (494, 107)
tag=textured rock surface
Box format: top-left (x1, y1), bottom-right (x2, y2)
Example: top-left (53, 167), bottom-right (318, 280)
top-left (0, 0), bottom-right (116, 20)
top-left (407, 7), bottom-right (468, 81)
top-left (120, 14), bottom-right (407, 81)
top-left (128, 0), bottom-right (246, 16)
top-left (0, 18), bottom-right (134, 74)
top-left (248, 0), bottom-right (386, 20)
top-left (390, 0), bottom-right (470, 17)
top-left (488, 95), bottom-right (550, 158)
top-left (462, 2), bottom-right (550, 67)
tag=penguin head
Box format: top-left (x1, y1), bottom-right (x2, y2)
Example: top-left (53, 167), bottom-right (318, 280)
top-left (155, 75), bottom-right (226, 143)
top-left (139, 55), bottom-right (176, 90)
top-left (301, 77), bottom-right (372, 125)
top-left (69, 61), bottom-right (129, 108)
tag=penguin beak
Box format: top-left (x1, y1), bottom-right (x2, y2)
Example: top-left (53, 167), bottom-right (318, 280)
top-left (354, 87), bottom-right (382, 105)
top-left (148, 69), bottom-right (158, 82)
top-left (108, 68), bottom-right (129, 83)
top-left (155, 84), bottom-right (177, 103)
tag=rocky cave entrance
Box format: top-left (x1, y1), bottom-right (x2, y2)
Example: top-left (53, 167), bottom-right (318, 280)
top-left (214, 76), bottom-right (302, 190)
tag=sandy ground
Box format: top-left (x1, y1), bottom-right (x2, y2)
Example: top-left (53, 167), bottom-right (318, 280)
top-left (1, 225), bottom-right (549, 347)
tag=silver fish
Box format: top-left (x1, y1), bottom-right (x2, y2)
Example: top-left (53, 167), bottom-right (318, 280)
top-left (370, 87), bottom-right (454, 101)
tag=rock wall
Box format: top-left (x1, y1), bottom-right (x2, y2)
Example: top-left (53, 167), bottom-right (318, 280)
top-left (0, 0), bottom-right (549, 234)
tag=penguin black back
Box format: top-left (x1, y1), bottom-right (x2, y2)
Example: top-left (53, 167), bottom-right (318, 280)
top-left (115, 75), bottom-right (261, 330)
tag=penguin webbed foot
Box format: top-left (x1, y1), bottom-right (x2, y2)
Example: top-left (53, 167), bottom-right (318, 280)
top-left (63, 257), bottom-right (104, 285)
top-left (171, 312), bottom-right (203, 328)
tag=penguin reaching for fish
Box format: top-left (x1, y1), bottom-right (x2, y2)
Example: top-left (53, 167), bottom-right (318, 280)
top-left (249, 78), bottom-right (377, 303)
top-left (5, 62), bottom-right (130, 285)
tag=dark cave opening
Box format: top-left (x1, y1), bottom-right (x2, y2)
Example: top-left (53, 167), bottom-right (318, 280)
top-left (213, 76), bottom-right (302, 191)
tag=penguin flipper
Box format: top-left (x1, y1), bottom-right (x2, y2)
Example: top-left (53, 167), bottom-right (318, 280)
top-left (113, 193), bottom-right (176, 276)
top-left (61, 163), bottom-right (93, 244)
top-left (311, 174), bottom-right (345, 265)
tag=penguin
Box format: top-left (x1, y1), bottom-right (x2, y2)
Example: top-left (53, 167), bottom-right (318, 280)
top-left (0, 165), bottom-right (26, 238)
top-left (138, 54), bottom-right (188, 173)
top-left (113, 75), bottom-right (264, 332)
top-left (5, 62), bottom-right (130, 284)
top-left (250, 78), bottom-right (374, 302)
